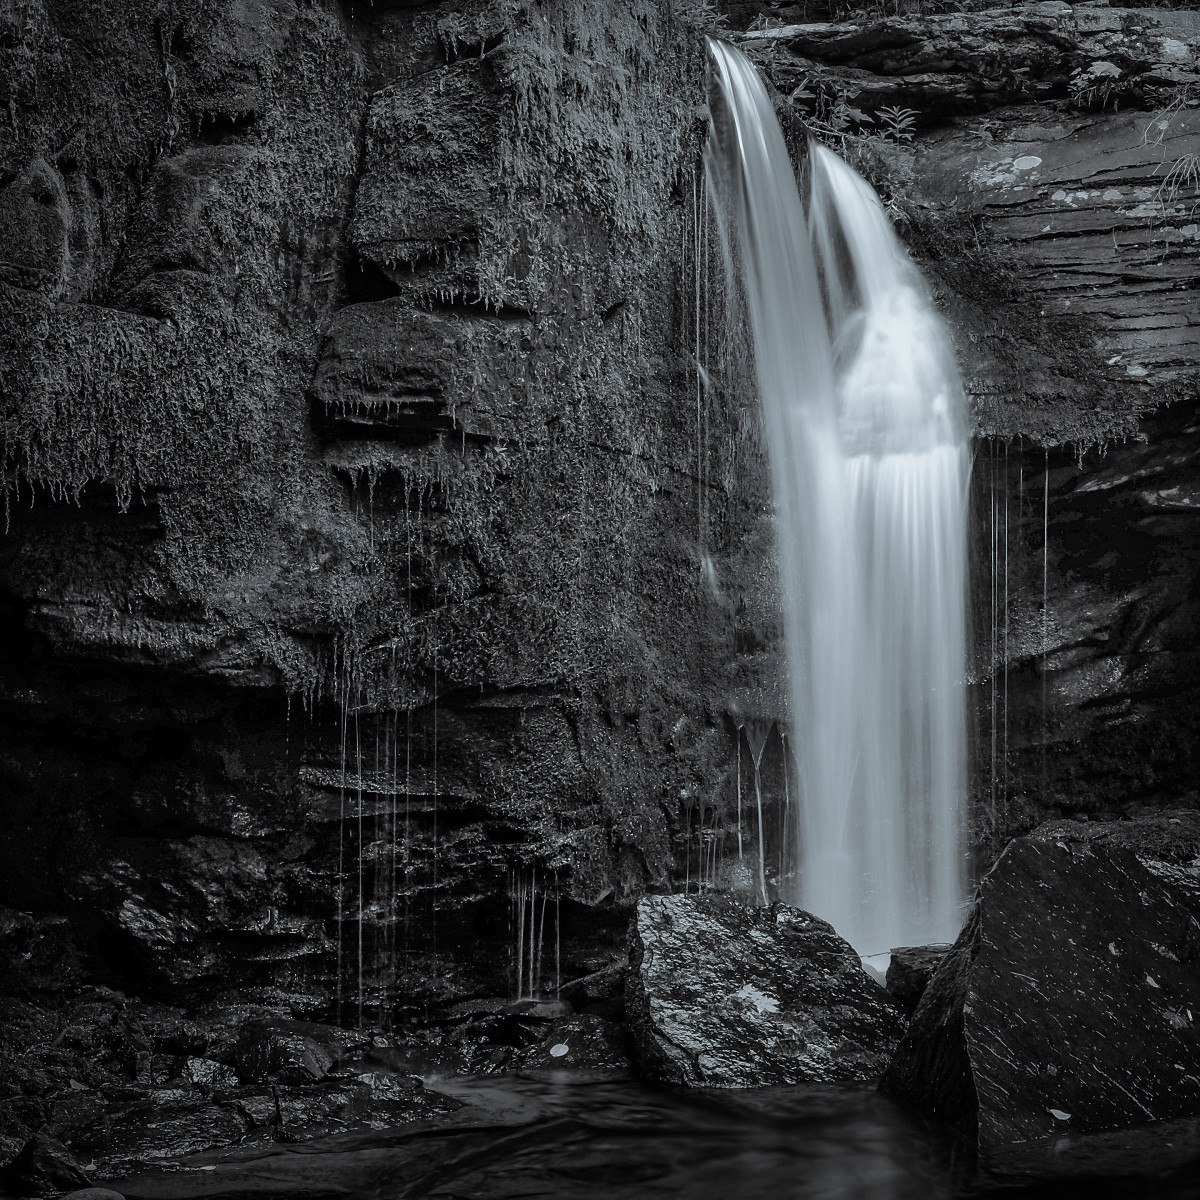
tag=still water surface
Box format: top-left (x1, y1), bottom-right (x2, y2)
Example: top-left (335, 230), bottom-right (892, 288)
top-left (113, 1073), bottom-right (1200, 1200)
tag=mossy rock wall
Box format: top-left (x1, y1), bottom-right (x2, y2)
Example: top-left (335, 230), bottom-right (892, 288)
top-left (0, 0), bottom-right (780, 1014)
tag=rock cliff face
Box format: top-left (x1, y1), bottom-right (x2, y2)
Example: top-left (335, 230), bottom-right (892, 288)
top-left (0, 0), bottom-right (775, 1015)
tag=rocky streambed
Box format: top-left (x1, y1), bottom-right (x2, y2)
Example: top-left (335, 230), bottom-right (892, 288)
top-left (4, 812), bottom-right (1200, 1196)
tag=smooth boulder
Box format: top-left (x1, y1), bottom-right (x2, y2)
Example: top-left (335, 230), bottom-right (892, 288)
top-left (883, 812), bottom-right (1200, 1147)
top-left (626, 894), bottom-right (903, 1087)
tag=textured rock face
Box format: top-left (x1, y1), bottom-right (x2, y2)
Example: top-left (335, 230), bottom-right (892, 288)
top-left (883, 812), bottom-right (1200, 1147)
top-left (626, 894), bottom-right (904, 1087)
top-left (966, 415), bottom-right (1200, 842)
top-left (0, 1), bottom-right (775, 1012)
top-left (918, 99), bottom-right (1200, 439)
top-left (743, 6), bottom-right (1200, 126)
top-left (0, 985), bottom-right (467, 1180)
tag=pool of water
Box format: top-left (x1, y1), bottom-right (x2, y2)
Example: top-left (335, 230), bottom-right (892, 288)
top-left (110, 1072), bottom-right (1200, 1200)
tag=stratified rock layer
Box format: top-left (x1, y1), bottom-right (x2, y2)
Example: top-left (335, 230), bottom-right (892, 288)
top-left (626, 894), bottom-right (903, 1087)
top-left (739, 6), bottom-right (1200, 445)
top-left (883, 812), bottom-right (1200, 1147)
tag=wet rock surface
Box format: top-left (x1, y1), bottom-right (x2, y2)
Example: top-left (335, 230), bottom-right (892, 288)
top-left (960, 404), bottom-right (1200, 848)
top-left (740, 6), bottom-right (1200, 123)
top-left (885, 945), bottom-right (951, 1013)
top-left (0, 1131), bottom-right (90, 1195)
top-left (366, 1005), bottom-right (631, 1079)
top-left (626, 894), bottom-right (904, 1087)
top-left (0, 973), bottom-right (637, 1184)
top-left (883, 811), bottom-right (1200, 1147)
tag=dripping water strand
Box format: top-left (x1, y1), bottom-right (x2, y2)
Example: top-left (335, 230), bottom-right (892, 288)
top-left (1003, 442), bottom-right (1010, 828)
top-left (781, 731), bottom-right (791, 883)
top-left (746, 721), bottom-right (770, 905)
top-left (337, 668), bottom-right (347, 1026)
top-left (735, 725), bottom-right (744, 861)
top-left (1042, 448), bottom-right (1050, 801)
top-left (432, 641), bottom-right (439, 995)
top-left (356, 704), bottom-right (364, 1027)
top-left (694, 166), bottom-right (703, 555)
top-left (990, 442), bottom-right (997, 826)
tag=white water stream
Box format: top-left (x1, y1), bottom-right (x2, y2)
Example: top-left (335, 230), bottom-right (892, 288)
top-left (706, 41), bottom-right (969, 956)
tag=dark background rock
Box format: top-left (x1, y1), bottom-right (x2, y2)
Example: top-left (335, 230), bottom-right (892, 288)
top-left (883, 811), bottom-right (1200, 1147)
top-left (885, 944), bottom-right (950, 1013)
top-left (559, 960), bottom-right (628, 1021)
top-left (626, 894), bottom-right (903, 1087)
top-left (0, 1130), bottom-right (90, 1195)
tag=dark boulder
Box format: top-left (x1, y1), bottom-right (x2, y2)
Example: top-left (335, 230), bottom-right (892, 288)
top-left (59, 1091), bottom-right (252, 1174)
top-left (270, 1072), bottom-right (456, 1142)
top-left (883, 812), bottom-right (1200, 1147)
top-left (559, 960), bottom-right (628, 1021)
top-left (626, 894), bottom-right (904, 1087)
top-left (235, 1020), bottom-right (370, 1085)
top-left (885, 944), bottom-right (951, 1013)
top-left (0, 1130), bottom-right (90, 1194)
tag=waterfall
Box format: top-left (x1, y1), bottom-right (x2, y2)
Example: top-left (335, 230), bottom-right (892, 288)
top-left (705, 40), bottom-right (969, 957)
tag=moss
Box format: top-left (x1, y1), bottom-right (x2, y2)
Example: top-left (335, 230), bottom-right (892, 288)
top-left (0, 0), bottom-right (779, 939)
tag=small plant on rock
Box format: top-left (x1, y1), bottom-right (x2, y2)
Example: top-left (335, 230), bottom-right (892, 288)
top-left (877, 105), bottom-right (918, 144)
top-left (1155, 152), bottom-right (1200, 220)
top-left (1069, 61), bottom-right (1124, 111)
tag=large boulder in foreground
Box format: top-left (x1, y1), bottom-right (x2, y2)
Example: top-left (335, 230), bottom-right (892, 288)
top-left (626, 894), bottom-right (903, 1087)
top-left (883, 812), bottom-right (1200, 1147)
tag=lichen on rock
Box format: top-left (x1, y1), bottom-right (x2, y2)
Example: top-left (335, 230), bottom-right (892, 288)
top-left (626, 893), bottom-right (904, 1087)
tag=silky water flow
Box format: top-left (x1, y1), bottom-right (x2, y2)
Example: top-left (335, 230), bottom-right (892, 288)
top-left (705, 40), bottom-right (970, 958)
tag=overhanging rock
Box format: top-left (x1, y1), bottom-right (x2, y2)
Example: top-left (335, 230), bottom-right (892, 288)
top-left (882, 812), bottom-right (1200, 1147)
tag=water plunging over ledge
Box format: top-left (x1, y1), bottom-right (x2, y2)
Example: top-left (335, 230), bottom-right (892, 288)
top-left (705, 40), bottom-right (970, 957)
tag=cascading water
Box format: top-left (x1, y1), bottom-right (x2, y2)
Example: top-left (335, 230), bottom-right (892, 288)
top-left (705, 40), bottom-right (969, 957)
